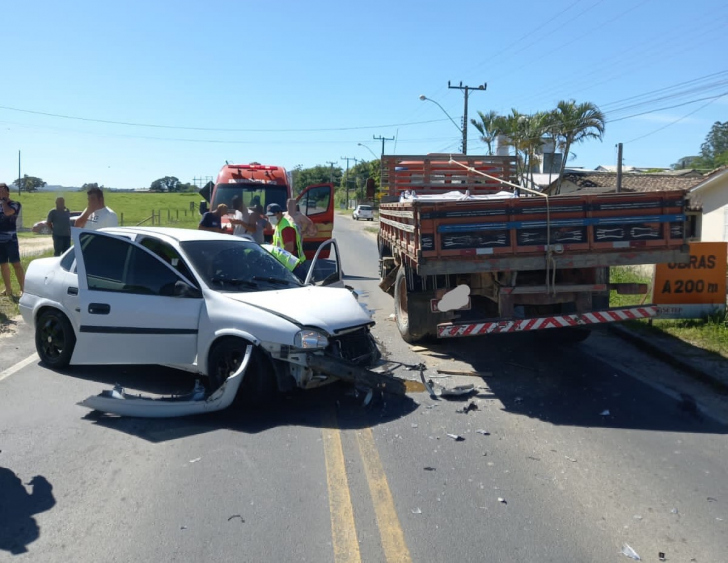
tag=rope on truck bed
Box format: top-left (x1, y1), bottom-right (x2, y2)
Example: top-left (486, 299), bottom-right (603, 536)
top-left (448, 158), bottom-right (558, 296)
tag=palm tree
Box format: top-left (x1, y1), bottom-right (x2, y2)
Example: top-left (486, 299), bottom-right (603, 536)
top-left (494, 110), bottom-right (550, 189)
top-left (470, 110), bottom-right (501, 155)
top-left (553, 100), bottom-right (606, 194)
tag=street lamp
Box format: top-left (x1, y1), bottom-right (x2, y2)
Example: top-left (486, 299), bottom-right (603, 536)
top-left (419, 94), bottom-right (463, 151)
top-left (357, 143), bottom-right (378, 160)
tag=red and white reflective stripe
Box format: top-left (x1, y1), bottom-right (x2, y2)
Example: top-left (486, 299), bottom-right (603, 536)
top-left (437, 306), bottom-right (657, 338)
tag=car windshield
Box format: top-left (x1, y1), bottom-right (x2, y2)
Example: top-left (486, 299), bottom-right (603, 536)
top-left (180, 239), bottom-right (302, 292)
top-left (210, 184), bottom-right (287, 211)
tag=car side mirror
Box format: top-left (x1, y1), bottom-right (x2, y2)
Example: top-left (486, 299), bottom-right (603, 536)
top-left (173, 280), bottom-right (201, 298)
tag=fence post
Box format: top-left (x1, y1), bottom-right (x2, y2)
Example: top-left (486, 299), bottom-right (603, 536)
top-left (177, 209), bottom-right (179, 220)
top-left (120, 212), bottom-right (124, 226)
top-left (167, 209), bottom-right (171, 221)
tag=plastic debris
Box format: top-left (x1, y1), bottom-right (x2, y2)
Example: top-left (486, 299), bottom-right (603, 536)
top-left (476, 429), bottom-right (491, 436)
top-left (387, 314), bottom-right (396, 321)
top-left (457, 401), bottom-right (479, 414)
top-left (633, 515), bottom-right (643, 520)
top-left (189, 457), bottom-right (201, 463)
top-left (565, 456), bottom-right (577, 463)
top-left (621, 543), bottom-right (641, 560)
top-left (498, 497), bottom-right (507, 504)
top-left (670, 508), bottom-right (679, 515)
top-left (440, 384), bottom-right (475, 398)
top-left (411, 508), bottom-right (422, 514)
top-left (600, 410), bottom-right (611, 416)
top-left (447, 433), bottom-right (465, 441)
top-left (658, 553), bottom-right (666, 561)
top-left (228, 515), bottom-right (245, 523)
top-left (424, 467), bottom-right (436, 471)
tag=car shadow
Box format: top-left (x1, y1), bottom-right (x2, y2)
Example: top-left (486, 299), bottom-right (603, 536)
top-left (77, 376), bottom-right (419, 443)
top-left (412, 330), bottom-right (728, 435)
top-left (0, 467), bottom-right (55, 555)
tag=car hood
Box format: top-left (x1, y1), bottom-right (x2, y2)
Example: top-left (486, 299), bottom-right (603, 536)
top-left (224, 286), bottom-right (373, 335)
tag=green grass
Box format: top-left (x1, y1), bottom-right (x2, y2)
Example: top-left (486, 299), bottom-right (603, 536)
top-left (610, 266), bottom-right (728, 357)
top-left (0, 251), bottom-right (54, 325)
top-left (16, 191), bottom-right (203, 229)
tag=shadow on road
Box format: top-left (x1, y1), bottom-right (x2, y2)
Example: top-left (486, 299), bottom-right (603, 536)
top-left (412, 330), bottom-right (728, 435)
top-left (0, 467), bottom-right (55, 555)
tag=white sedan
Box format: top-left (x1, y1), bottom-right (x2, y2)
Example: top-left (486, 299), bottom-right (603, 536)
top-left (20, 227), bottom-right (381, 404)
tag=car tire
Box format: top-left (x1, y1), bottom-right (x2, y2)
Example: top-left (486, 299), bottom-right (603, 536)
top-left (35, 309), bottom-right (76, 369)
top-left (207, 338), bottom-right (276, 407)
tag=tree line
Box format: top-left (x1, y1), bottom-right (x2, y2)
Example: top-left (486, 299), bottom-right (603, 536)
top-left (6, 176), bottom-right (198, 193)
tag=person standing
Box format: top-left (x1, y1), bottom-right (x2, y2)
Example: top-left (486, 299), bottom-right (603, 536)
top-left (266, 203), bottom-right (308, 280)
top-left (198, 203), bottom-right (228, 233)
top-left (285, 198), bottom-right (317, 238)
top-left (248, 204), bottom-right (269, 244)
top-left (46, 197), bottom-right (72, 256)
top-left (74, 186), bottom-right (119, 230)
top-left (0, 182), bottom-right (24, 297)
top-left (228, 196), bottom-right (255, 237)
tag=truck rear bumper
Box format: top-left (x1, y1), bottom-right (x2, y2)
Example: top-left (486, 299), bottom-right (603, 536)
top-left (437, 305), bottom-right (657, 338)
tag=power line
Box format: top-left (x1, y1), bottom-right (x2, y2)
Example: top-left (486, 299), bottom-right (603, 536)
top-left (0, 104), bottom-right (449, 133)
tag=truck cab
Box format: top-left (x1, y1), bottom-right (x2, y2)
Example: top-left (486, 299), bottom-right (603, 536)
top-left (200, 163), bottom-right (334, 259)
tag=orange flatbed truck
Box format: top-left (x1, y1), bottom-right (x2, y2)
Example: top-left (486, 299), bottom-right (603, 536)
top-left (377, 154), bottom-right (690, 343)
top-left (200, 163), bottom-right (335, 259)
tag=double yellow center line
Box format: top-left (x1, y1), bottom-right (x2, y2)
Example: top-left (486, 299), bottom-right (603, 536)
top-left (322, 410), bottom-right (412, 563)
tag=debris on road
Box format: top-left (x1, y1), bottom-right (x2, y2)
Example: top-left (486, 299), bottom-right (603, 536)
top-left (671, 508), bottom-right (679, 515)
top-left (387, 314), bottom-right (396, 321)
top-left (447, 433), bottom-right (465, 441)
top-left (439, 384), bottom-right (475, 398)
top-left (435, 369), bottom-right (492, 377)
top-left (707, 497), bottom-right (718, 502)
top-left (228, 515), bottom-right (245, 523)
top-left (411, 508), bottom-right (422, 514)
top-left (620, 543), bottom-right (641, 560)
top-left (565, 456), bottom-right (577, 463)
top-left (498, 497), bottom-right (507, 504)
top-left (456, 401), bottom-right (479, 414)
top-left (424, 467), bottom-right (436, 471)
top-left (476, 429), bottom-right (490, 436)
top-left (189, 457), bottom-right (201, 464)
top-left (658, 552), bottom-right (666, 561)
top-left (600, 409), bottom-right (611, 416)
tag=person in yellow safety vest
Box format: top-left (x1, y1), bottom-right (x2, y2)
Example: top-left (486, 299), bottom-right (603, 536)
top-left (266, 203), bottom-right (309, 280)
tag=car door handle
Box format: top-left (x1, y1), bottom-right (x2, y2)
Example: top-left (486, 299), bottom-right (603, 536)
top-left (67, 287), bottom-right (78, 295)
top-left (88, 303), bottom-right (111, 315)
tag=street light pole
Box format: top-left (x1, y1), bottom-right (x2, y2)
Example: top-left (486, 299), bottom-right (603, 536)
top-left (357, 143), bottom-right (378, 160)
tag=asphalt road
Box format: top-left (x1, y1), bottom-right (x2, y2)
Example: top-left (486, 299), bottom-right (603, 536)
top-left (1, 217), bottom-right (726, 562)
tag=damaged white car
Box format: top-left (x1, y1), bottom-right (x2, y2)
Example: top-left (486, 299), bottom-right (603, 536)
top-left (19, 227), bottom-right (385, 408)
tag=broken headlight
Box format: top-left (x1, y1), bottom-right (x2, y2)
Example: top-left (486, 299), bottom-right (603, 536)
top-left (294, 330), bottom-right (329, 349)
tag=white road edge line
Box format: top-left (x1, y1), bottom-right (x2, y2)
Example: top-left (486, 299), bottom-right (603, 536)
top-left (0, 353), bottom-right (39, 383)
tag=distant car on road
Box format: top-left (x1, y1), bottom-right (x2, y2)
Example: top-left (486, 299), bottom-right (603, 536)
top-left (353, 204), bottom-right (374, 221)
top-left (32, 212), bottom-right (83, 234)
top-left (19, 227), bottom-right (380, 402)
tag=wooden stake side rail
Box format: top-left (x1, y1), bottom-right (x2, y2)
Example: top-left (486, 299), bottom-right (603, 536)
top-left (381, 155), bottom-right (519, 196)
top-left (379, 190), bottom-right (688, 271)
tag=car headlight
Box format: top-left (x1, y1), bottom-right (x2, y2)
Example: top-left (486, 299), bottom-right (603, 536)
top-left (294, 330), bottom-right (329, 349)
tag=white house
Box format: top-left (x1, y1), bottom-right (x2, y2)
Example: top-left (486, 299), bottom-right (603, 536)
top-left (688, 166), bottom-right (728, 242)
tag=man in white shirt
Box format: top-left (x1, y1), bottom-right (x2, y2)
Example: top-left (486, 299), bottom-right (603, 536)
top-left (228, 195), bottom-right (255, 237)
top-left (75, 186), bottom-right (119, 231)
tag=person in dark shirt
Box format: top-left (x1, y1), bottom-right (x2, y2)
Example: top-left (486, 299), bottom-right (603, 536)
top-left (46, 197), bottom-right (72, 256)
top-left (0, 182), bottom-right (24, 297)
top-left (198, 203), bottom-right (228, 233)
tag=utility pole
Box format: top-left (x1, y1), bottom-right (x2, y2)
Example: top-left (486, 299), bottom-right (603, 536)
top-left (326, 161), bottom-right (337, 183)
top-left (340, 156), bottom-right (359, 210)
top-left (616, 143), bottom-right (623, 193)
top-left (373, 135), bottom-right (394, 194)
top-left (448, 81), bottom-right (487, 154)
top-left (18, 150), bottom-right (21, 197)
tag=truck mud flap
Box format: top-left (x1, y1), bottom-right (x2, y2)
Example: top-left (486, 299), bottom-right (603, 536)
top-left (437, 306), bottom-right (658, 338)
top-left (307, 354), bottom-right (406, 396)
top-left (78, 346), bottom-right (253, 418)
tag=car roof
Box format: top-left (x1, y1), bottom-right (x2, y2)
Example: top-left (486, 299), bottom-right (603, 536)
top-left (98, 226), bottom-right (242, 243)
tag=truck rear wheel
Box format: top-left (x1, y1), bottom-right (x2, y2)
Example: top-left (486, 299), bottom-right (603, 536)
top-left (394, 266), bottom-right (432, 343)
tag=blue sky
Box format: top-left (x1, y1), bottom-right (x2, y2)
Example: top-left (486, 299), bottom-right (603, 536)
top-left (1, 0), bottom-right (726, 189)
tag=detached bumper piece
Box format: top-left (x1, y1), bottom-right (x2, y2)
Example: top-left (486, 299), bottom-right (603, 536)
top-left (78, 346), bottom-right (253, 417)
top-left (437, 306), bottom-right (657, 338)
top-left (307, 354), bottom-right (406, 396)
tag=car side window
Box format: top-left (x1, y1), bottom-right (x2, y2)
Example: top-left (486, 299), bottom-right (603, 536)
top-left (299, 186), bottom-right (330, 217)
top-left (138, 237), bottom-right (198, 287)
top-left (79, 233), bottom-right (194, 297)
top-left (60, 247), bottom-right (76, 272)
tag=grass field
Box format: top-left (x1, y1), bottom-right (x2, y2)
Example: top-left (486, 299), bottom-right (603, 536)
top-left (14, 191), bottom-right (203, 230)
